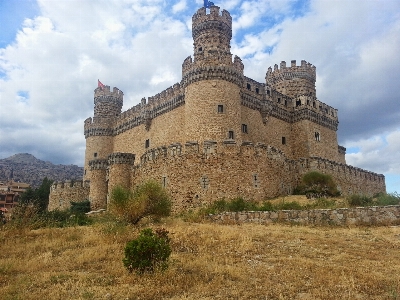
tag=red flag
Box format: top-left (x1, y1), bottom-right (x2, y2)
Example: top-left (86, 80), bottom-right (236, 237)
top-left (98, 79), bottom-right (105, 89)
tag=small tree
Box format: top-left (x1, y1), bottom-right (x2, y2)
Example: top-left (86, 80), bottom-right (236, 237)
top-left (296, 171), bottom-right (339, 197)
top-left (20, 177), bottom-right (53, 212)
top-left (110, 180), bottom-right (171, 224)
top-left (123, 228), bottom-right (171, 274)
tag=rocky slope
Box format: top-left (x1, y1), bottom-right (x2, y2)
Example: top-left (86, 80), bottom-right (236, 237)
top-left (0, 153), bottom-right (83, 187)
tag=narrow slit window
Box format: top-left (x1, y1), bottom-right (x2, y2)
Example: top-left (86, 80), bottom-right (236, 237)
top-left (314, 132), bottom-right (320, 142)
top-left (145, 139), bottom-right (150, 148)
top-left (217, 104), bottom-right (224, 113)
top-left (247, 83), bottom-right (251, 90)
top-left (228, 130), bottom-right (234, 139)
top-left (282, 137), bottom-right (286, 145)
top-left (94, 152), bottom-right (97, 158)
top-left (255, 87), bottom-right (259, 94)
top-left (242, 124), bottom-right (248, 133)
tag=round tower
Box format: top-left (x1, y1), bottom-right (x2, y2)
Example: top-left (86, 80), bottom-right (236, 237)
top-left (107, 152), bottom-right (135, 208)
top-left (182, 6), bottom-right (244, 145)
top-left (265, 60), bottom-right (316, 99)
top-left (83, 85), bottom-right (123, 181)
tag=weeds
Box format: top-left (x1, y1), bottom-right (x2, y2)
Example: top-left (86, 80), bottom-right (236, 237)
top-left (123, 228), bottom-right (171, 274)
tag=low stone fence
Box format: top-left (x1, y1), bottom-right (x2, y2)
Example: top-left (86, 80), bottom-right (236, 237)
top-left (208, 205), bottom-right (400, 226)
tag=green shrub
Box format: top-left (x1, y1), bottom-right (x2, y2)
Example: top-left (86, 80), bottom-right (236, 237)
top-left (296, 171), bottom-right (340, 197)
top-left (110, 181), bottom-right (171, 224)
top-left (123, 228), bottom-right (171, 274)
top-left (375, 192), bottom-right (400, 206)
top-left (227, 197), bottom-right (257, 212)
top-left (275, 200), bottom-right (303, 210)
top-left (308, 197), bottom-right (337, 209)
top-left (70, 200), bottom-right (91, 214)
top-left (259, 201), bottom-right (275, 211)
top-left (7, 204), bottom-right (92, 229)
top-left (347, 194), bottom-right (373, 207)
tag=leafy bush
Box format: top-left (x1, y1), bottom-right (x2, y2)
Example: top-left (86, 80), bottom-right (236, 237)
top-left (307, 197), bottom-right (337, 209)
top-left (123, 228), bottom-right (171, 274)
top-left (70, 200), bottom-right (91, 214)
top-left (110, 181), bottom-right (171, 224)
top-left (20, 177), bottom-right (53, 212)
top-left (6, 203), bottom-right (92, 230)
top-left (375, 192), bottom-right (400, 206)
top-left (258, 201), bottom-right (275, 211)
top-left (296, 171), bottom-right (340, 197)
top-left (347, 194), bottom-right (373, 207)
top-left (227, 197), bottom-right (257, 212)
top-left (274, 200), bottom-right (303, 210)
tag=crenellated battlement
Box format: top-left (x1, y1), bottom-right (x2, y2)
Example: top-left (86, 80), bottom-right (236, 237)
top-left (266, 60), bottom-right (316, 81)
top-left (93, 86), bottom-right (123, 120)
top-left (50, 180), bottom-right (90, 191)
top-left (266, 60), bottom-right (317, 99)
top-left (303, 156), bottom-right (386, 185)
top-left (192, 6), bottom-right (232, 36)
top-left (94, 86), bottom-right (123, 100)
top-left (89, 159), bottom-right (108, 170)
top-left (108, 152), bottom-right (135, 165)
top-left (138, 140), bottom-right (290, 166)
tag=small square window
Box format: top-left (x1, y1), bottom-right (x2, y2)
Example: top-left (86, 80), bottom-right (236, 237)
top-left (198, 47), bottom-right (202, 52)
top-left (228, 130), bottom-right (234, 139)
top-left (242, 124), bottom-right (248, 133)
top-left (282, 137), bottom-right (286, 145)
top-left (145, 139), bottom-right (150, 148)
top-left (217, 105), bottom-right (224, 113)
top-left (94, 152), bottom-right (97, 158)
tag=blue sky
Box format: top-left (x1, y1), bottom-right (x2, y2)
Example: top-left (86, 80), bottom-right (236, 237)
top-left (0, 0), bottom-right (399, 193)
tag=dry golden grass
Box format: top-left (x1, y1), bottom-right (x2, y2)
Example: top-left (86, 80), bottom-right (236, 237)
top-left (1, 216), bottom-right (400, 300)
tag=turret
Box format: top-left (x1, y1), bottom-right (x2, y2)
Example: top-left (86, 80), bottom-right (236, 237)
top-left (265, 60), bottom-right (316, 99)
top-left (183, 6), bottom-right (243, 145)
top-left (192, 6), bottom-right (233, 66)
top-left (93, 86), bottom-right (123, 121)
top-left (83, 85), bottom-right (123, 182)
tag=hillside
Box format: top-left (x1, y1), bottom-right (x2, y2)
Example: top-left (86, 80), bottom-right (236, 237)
top-left (0, 153), bottom-right (83, 187)
top-left (0, 219), bottom-right (399, 299)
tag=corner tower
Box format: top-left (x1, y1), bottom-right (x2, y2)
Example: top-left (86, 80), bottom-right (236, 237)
top-left (83, 86), bottom-right (123, 182)
top-left (182, 6), bottom-right (244, 144)
top-left (266, 60), bottom-right (316, 98)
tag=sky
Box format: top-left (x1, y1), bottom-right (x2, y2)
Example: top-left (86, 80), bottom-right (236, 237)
top-left (0, 0), bottom-right (399, 193)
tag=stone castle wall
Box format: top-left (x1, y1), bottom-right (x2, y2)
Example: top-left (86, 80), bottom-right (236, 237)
top-left (209, 205), bottom-right (400, 226)
top-left (48, 180), bottom-right (90, 211)
top-left (130, 141), bottom-right (385, 213)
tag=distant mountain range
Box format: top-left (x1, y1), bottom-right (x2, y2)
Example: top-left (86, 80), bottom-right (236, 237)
top-left (0, 153), bottom-right (83, 188)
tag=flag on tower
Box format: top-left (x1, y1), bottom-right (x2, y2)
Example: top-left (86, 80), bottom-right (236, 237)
top-left (98, 79), bottom-right (105, 89)
top-left (204, 0), bottom-right (214, 8)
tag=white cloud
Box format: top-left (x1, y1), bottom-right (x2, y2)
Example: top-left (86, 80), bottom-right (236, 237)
top-left (346, 129), bottom-right (400, 174)
top-left (172, 0), bottom-right (187, 13)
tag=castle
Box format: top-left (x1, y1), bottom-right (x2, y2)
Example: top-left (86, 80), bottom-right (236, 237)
top-left (48, 5), bottom-right (386, 212)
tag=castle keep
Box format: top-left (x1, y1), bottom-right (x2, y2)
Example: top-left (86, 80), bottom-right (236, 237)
top-left (48, 6), bottom-right (385, 212)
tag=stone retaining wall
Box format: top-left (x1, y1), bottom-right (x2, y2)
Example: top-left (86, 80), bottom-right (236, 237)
top-left (208, 205), bottom-right (400, 226)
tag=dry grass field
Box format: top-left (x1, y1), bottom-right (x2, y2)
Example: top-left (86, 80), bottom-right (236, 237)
top-left (1, 214), bottom-right (400, 300)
